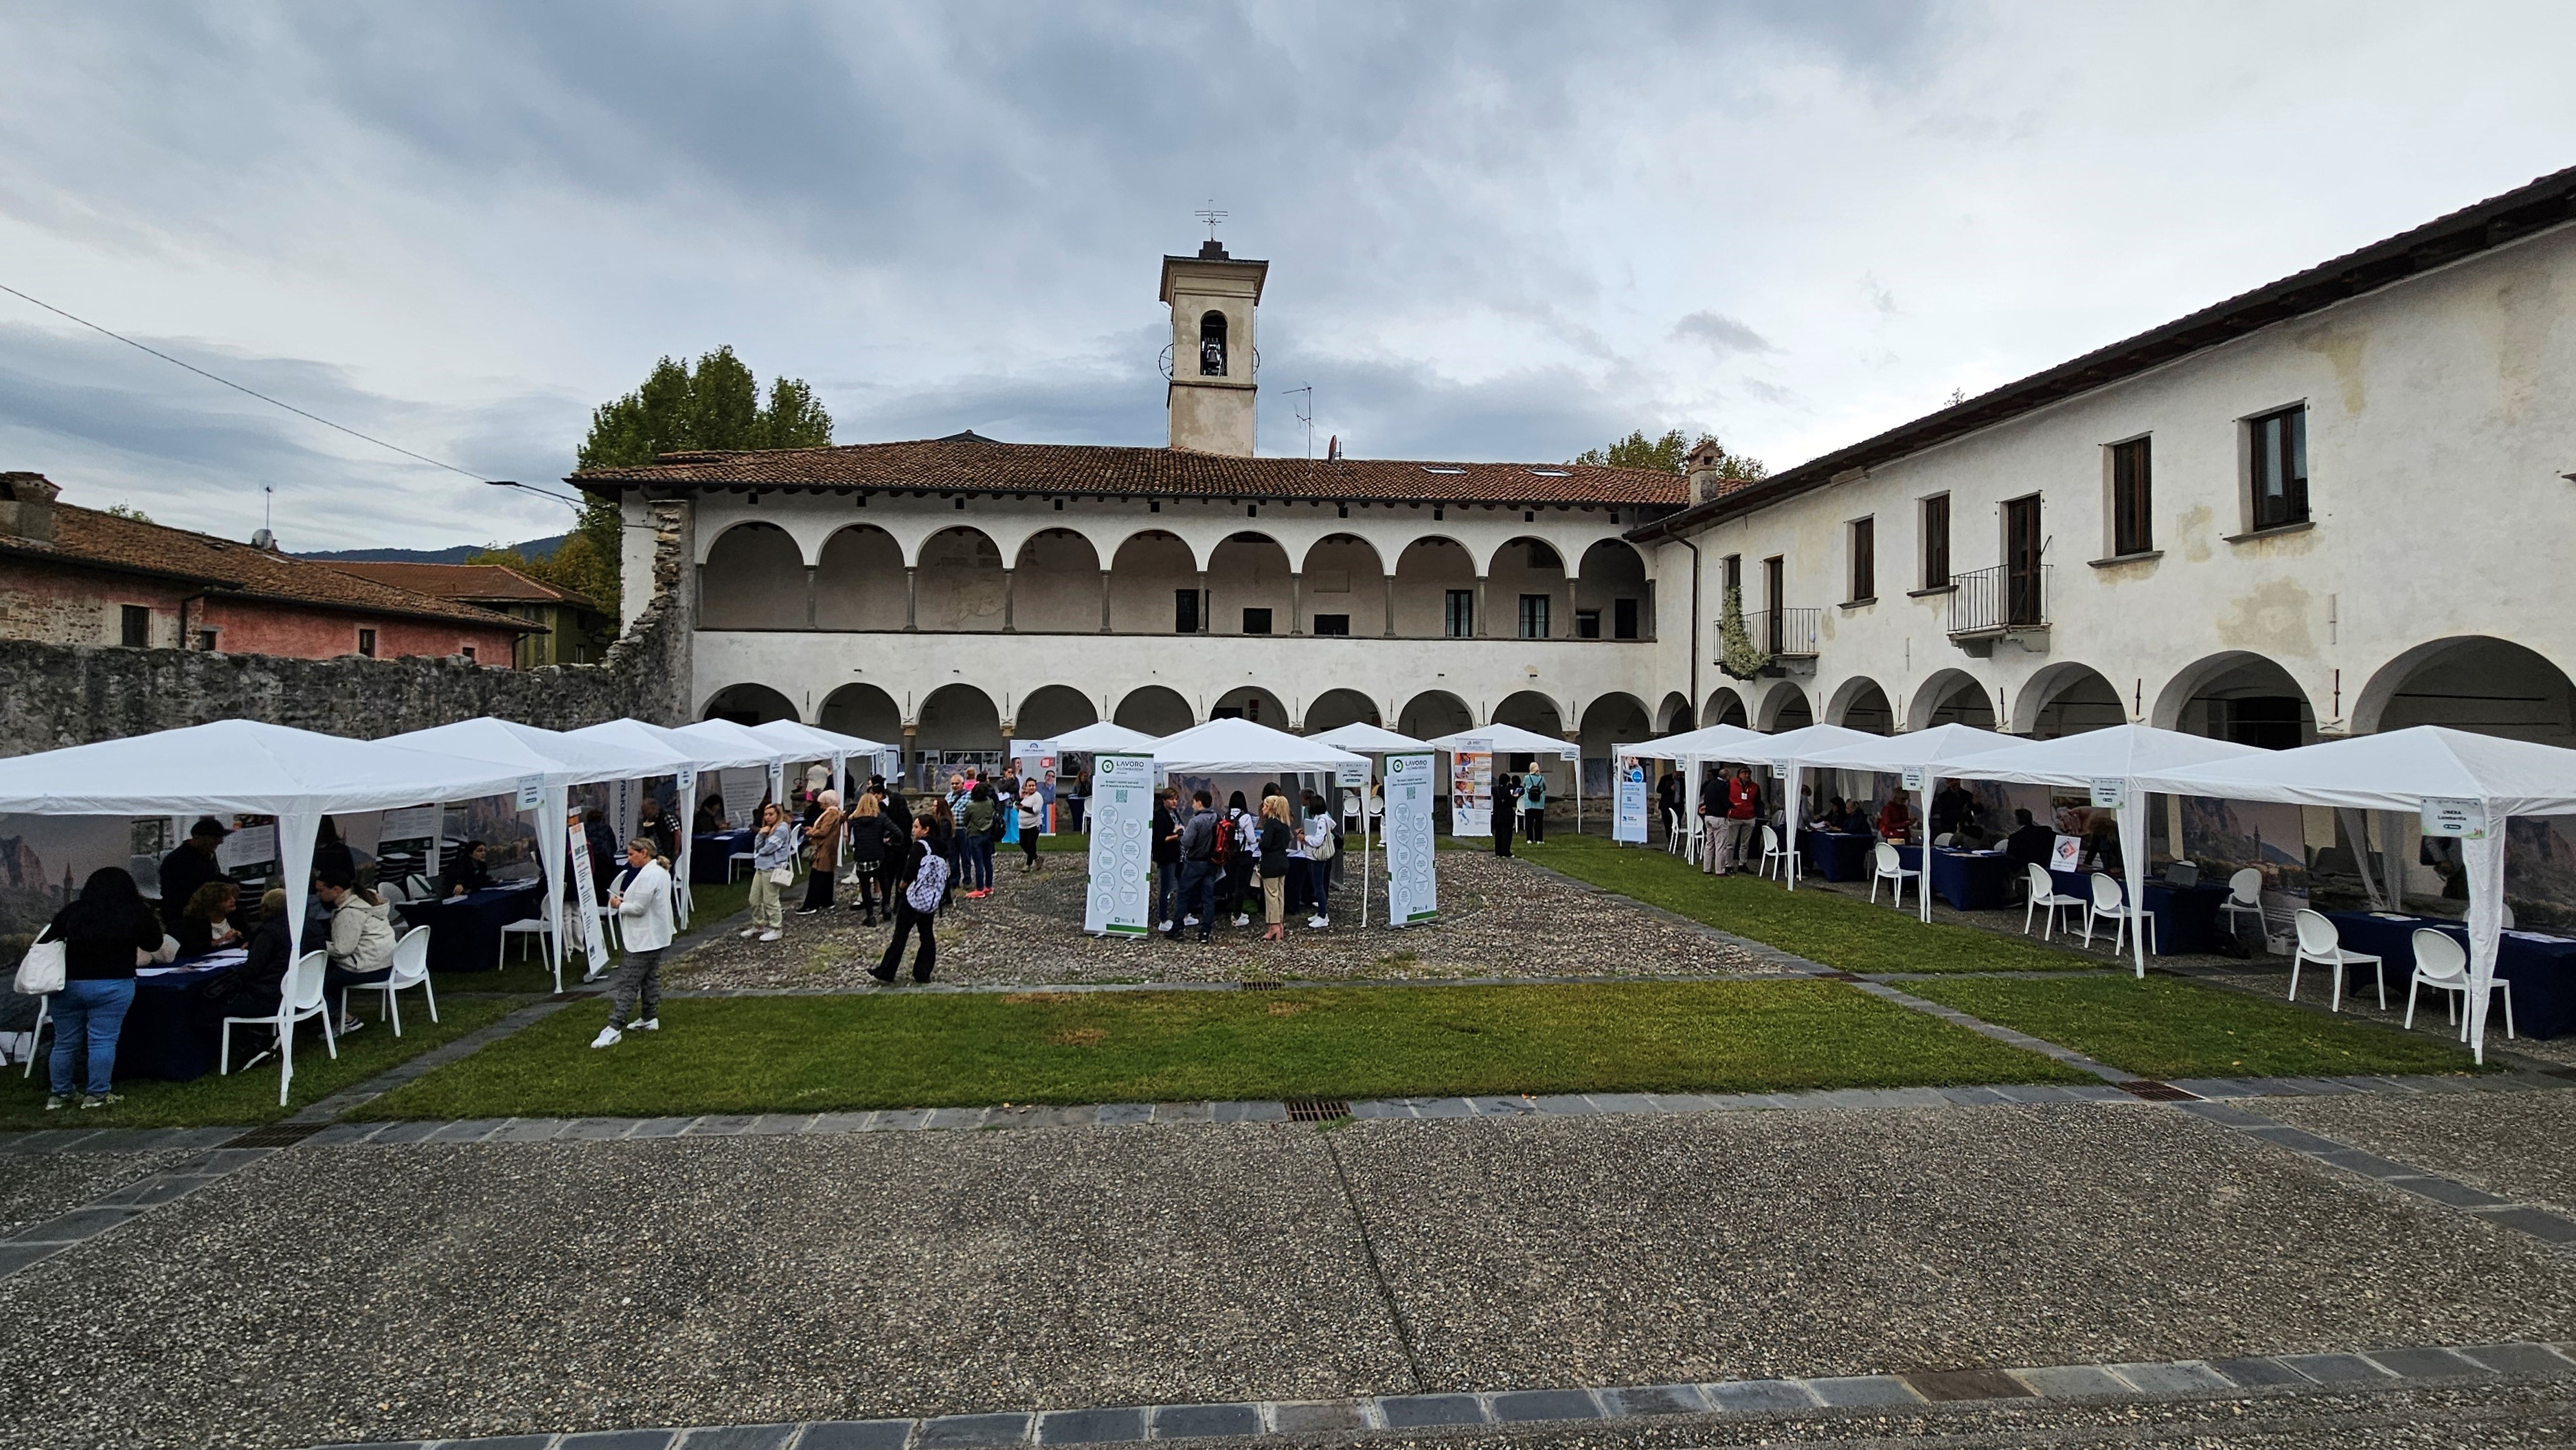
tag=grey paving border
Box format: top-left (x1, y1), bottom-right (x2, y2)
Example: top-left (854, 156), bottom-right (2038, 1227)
top-left (305, 1338), bottom-right (2576, 1448)
top-left (0, 1145), bottom-right (276, 1278)
top-left (2172, 1097), bottom-right (2576, 1245)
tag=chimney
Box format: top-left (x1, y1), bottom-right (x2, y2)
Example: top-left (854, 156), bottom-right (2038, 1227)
top-left (0, 473), bottom-right (58, 545)
top-left (1683, 439), bottom-right (1728, 505)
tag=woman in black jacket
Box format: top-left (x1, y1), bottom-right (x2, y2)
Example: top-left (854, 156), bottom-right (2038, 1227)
top-left (844, 791), bottom-right (892, 925)
top-left (1256, 795), bottom-right (1293, 942)
top-left (204, 889), bottom-right (295, 1055)
top-left (36, 867), bottom-right (167, 1110)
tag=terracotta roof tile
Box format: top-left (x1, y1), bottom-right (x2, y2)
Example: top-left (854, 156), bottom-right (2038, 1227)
top-left (23, 505), bottom-right (535, 631)
top-left (329, 560), bottom-right (580, 605)
top-left (573, 438), bottom-right (1686, 509)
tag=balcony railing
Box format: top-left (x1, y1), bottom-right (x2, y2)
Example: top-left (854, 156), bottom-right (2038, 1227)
top-left (1742, 607), bottom-right (1820, 659)
top-left (1947, 564), bottom-right (2050, 636)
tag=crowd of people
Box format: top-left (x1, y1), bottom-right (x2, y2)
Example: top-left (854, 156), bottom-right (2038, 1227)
top-left (1656, 764), bottom-right (2124, 894)
top-left (1151, 783), bottom-right (1345, 943)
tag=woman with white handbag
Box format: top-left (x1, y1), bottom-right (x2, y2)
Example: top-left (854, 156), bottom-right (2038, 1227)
top-left (25, 867), bottom-right (169, 1111)
top-left (741, 802), bottom-right (800, 944)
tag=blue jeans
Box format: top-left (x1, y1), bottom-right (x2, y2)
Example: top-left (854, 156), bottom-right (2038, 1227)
top-left (1305, 859), bottom-right (1333, 919)
top-left (49, 978), bottom-right (136, 1097)
top-left (965, 835), bottom-right (995, 890)
top-left (1168, 861), bottom-right (1216, 938)
top-left (1155, 860), bottom-right (1178, 923)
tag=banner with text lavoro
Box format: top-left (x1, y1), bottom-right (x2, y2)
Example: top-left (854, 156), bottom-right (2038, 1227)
top-left (1449, 738), bottom-right (1493, 838)
top-left (1613, 754), bottom-right (1650, 843)
top-left (1083, 754), bottom-right (1155, 937)
top-left (567, 819), bottom-right (609, 979)
top-left (1383, 752), bottom-right (1439, 926)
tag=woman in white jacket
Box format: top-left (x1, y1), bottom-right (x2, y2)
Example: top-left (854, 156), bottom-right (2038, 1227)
top-left (592, 838), bottom-right (675, 1050)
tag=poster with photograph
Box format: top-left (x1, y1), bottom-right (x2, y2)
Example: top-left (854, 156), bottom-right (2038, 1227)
top-left (1083, 754), bottom-right (1153, 937)
top-left (1383, 753), bottom-right (1438, 925)
top-left (1449, 738), bottom-right (1493, 837)
top-left (1614, 754), bottom-right (1650, 843)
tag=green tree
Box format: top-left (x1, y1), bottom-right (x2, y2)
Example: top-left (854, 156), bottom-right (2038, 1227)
top-left (569, 345), bottom-right (836, 609)
top-left (1572, 428), bottom-right (1768, 480)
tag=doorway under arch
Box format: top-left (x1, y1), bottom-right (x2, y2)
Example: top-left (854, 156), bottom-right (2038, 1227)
top-left (1115, 686), bottom-right (1195, 735)
top-left (2353, 636), bottom-right (2576, 744)
top-left (1759, 685), bottom-right (1814, 733)
top-left (700, 523), bottom-right (806, 630)
top-left (2015, 663), bottom-right (2125, 738)
top-left (1305, 689), bottom-right (1381, 734)
top-left (1908, 670), bottom-right (1996, 731)
top-left (2156, 653), bottom-right (2316, 748)
top-left (1829, 678), bottom-right (1895, 735)
top-left (1399, 690), bottom-right (1473, 740)
top-left (818, 683), bottom-right (900, 743)
top-left (1015, 683), bottom-right (1098, 741)
top-left (703, 682), bottom-right (798, 725)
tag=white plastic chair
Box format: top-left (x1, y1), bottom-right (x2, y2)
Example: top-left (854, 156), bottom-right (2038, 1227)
top-left (1869, 841), bottom-right (1919, 909)
top-left (376, 877), bottom-right (409, 904)
top-left (2219, 868), bottom-right (2264, 938)
top-left (221, 949), bottom-right (335, 1107)
top-left (19, 995), bottom-right (48, 1079)
top-left (1757, 824), bottom-right (1792, 882)
top-left (2024, 863), bottom-right (2085, 939)
top-left (348, 926), bottom-right (438, 1036)
top-left (1932, 832), bottom-right (1954, 848)
top-left (2291, 908), bottom-right (2385, 1012)
top-left (2081, 872), bottom-right (2156, 955)
top-left (497, 915), bottom-right (554, 967)
top-left (1663, 808), bottom-right (1686, 856)
top-left (2404, 927), bottom-right (2513, 1039)
top-left (728, 851), bottom-right (755, 881)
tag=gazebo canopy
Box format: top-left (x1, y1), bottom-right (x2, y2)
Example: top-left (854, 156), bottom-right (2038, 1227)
top-left (0, 719), bottom-right (523, 819)
top-left (1151, 718), bottom-right (1368, 775)
top-left (1424, 723), bottom-right (1576, 758)
top-left (1956, 723), bottom-right (2264, 789)
top-left (1310, 722), bottom-right (1429, 754)
top-left (561, 718), bottom-right (721, 774)
top-left (749, 718), bottom-right (883, 762)
top-left (1624, 723), bottom-right (1774, 760)
top-left (1796, 723), bottom-right (2022, 775)
top-left (669, 718), bottom-right (800, 768)
top-left (1041, 721), bottom-right (1162, 754)
top-left (1721, 723), bottom-right (1884, 766)
top-left (385, 718), bottom-right (643, 788)
top-left (2131, 725), bottom-right (2576, 815)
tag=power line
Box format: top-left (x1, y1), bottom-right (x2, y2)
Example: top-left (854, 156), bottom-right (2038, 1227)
top-left (0, 278), bottom-right (495, 484)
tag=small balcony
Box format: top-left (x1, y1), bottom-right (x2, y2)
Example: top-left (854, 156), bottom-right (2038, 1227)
top-left (1721, 607), bottom-right (1820, 677)
top-left (1946, 564), bottom-right (2050, 655)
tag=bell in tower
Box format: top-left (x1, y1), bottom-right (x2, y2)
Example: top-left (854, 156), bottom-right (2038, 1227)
top-left (1160, 225), bottom-right (1267, 455)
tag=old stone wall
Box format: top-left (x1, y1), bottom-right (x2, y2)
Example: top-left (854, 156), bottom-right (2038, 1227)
top-left (0, 497), bottom-right (696, 756)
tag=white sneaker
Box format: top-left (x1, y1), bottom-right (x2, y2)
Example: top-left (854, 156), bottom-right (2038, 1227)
top-left (1232, 914), bottom-right (1250, 927)
top-left (1183, 915), bottom-right (1199, 927)
top-left (758, 929), bottom-right (782, 943)
top-left (1158, 920), bottom-right (1175, 933)
top-left (589, 1026), bottom-right (622, 1049)
top-left (1307, 914), bottom-right (1328, 929)
top-left (738, 928), bottom-right (758, 939)
top-left (631, 1017), bottom-right (659, 1032)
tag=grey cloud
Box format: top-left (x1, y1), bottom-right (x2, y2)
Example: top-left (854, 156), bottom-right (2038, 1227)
top-left (1673, 310), bottom-right (1776, 356)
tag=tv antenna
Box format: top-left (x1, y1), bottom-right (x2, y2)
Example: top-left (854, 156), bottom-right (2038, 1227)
top-left (1286, 385), bottom-right (1314, 461)
top-left (1195, 203), bottom-right (1227, 240)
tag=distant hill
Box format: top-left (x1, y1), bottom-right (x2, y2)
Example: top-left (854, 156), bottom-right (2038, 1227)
top-left (298, 533), bottom-right (568, 565)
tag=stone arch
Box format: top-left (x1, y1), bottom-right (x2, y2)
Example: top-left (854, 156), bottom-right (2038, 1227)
top-left (2351, 635), bottom-right (2576, 744)
top-left (1758, 683), bottom-right (1814, 733)
top-left (1489, 535), bottom-right (1571, 639)
top-left (1011, 530), bottom-right (1105, 634)
top-left (1574, 539), bottom-right (1651, 639)
top-left (1208, 532), bottom-right (1293, 636)
top-left (2014, 662), bottom-right (2126, 738)
top-left (814, 524), bottom-right (907, 631)
top-left (1703, 687), bottom-right (1752, 730)
top-left (1907, 669), bottom-right (1996, 732)
top-left (1116, 684), bottom-right (1195, 735)
top-left (2154, 651), bottom-right (2316, 748)
top-left (1656, 691), bottom-right (1695, 734)
top-left (1108, 530), bottom-right (1197, 633)
top-left (913, 525), bottom-right (1008, 633)
top-left (702, 681), bottom-right (798, 725)
top-left (1827, 677), bottom-right (1895, 735)
top-left (917, 682), bottom-right (1004, 755)
top-left (1305, 688), bottom-right (1381, 734)
top-left (1392, 536), bottom-right (1478, 637)
top-left (1300, 534), bottom-right (1387, 637)
top-left (1581, 692), bottom-right (1651, 762)
top-left (820, 682), bottom-right (901, 743)
top-left (1212, 685), bottom-right (1289, 728)
top-left (1014, 683), bottom-right (1098, 740)
top-left (1399, 689), bottom-right (1473, 740)
top-left (699, 521), bottom-right (806, 630)
top-left (1493, 690), bottom-right (1565, 737)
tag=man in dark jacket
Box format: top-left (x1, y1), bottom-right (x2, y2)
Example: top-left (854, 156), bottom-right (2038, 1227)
top-left (2003, 808), bottom-right (2059, 898)
top-left (1151, 789), bottom-right (1182, 931)
top-left (157, 817), bottom-right (229, 934)
top-left (1166, 791), bottom-right (1219, 942)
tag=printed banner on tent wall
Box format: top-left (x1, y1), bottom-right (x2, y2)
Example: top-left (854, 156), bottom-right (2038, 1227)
top-left (515, 775), bottom-right (545, 811)
top-left (567, 819), bottom-right (609, 977)
top-left (719, 770), bottom-right (765, 830)
top-left (1451, 739), bottom-right (1493, 837)
top-left (1084, 754), bottom-right (1154, 937)
top-left (2422, 797), bottom-right (2489, 839)
top-left (1613, 754), bottom-right (1650, 843)
top-left (1384, 753), bottom-right (1438, 925)
top-left (874, 749), bottom-right (901, 784)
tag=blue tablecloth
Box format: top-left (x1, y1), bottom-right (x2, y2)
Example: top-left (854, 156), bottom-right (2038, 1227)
top-left (692, 830), bottom-right (753, 885)
top-left (2044, 871), bottom-right (2230, 956)
top-left (115, 955), bottom-right (236, 1083)
top-left (1903, 846), bottom-right (2011, 911)
top-left (2321, 910), bottom-right (2576, 1039)
top-left (1800, 831), bottom-right (1875, 882)
top-left (396, 882), bottom-right (543, 974)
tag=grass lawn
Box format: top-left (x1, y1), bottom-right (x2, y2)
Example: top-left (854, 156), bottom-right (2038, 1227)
top-left (0, 993), bottom-right (530, 1130)
top-left (437, 876), bottom-right (758, 995)
top-left (1520, 835), bottom-right (2101, 975)
top-left (350, 979), bottom-right (2089, 1120)
top-left (1904, 974), bottom-right (2490, 1080)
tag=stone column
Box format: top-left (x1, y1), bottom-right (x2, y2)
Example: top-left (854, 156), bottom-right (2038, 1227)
top-left (1382, 574), bottom-right (1395, 637)
top-left (1197, 569), bottom-right (1211, 633)
top-left (1290, 572), bottom-right (1303, 635)
top-left (905, 567), bottom-right (919, 631)
top-left (1099, 569), bottom-right (1112, 633)
top-left (1002, 567), bottom-right (1016, 633)
top-left (901, 721), bottom-right (919, 784)
top-left (804, 566), bottom-right (818, 628)
top-left (1476, 574), bottom-right (1491, 637)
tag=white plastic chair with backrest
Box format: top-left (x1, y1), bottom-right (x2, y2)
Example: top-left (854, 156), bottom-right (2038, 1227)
top-left (2290, 908), bottom-right (2384, 1013)
top-left (2219, 868), bottom-right (2264, 938)
top-left (221, 949), bottom-right (336, 1107)
top-left (2404, 928), bottom-right (2513, 1039)
top-left (1869, 841), bottom-right (1918, 909)
top-left (1663, 808), bottom-right (1685, 856)
top-left (1758, 824), bottom-right (1789, 882)
top-left (2082, 872), bottom-right (2155, 955)
top-left (2024, 863), bottom-right (2084, 940)
top-left (19, 996), bottom-right (48, 1079)
top-left (348, 925), bottom-right (438, 1036)
top-left (1932, 832), bottom-right (1954, 848)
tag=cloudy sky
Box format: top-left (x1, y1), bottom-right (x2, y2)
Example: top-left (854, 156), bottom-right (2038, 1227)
top-left (1, 2), bottom-right (2569, 553)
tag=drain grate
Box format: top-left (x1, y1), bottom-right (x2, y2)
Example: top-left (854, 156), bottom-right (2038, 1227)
top-left (1240, 981), bottom-right (1281, 991)
top-left (2118, 1079), bottom-right (2200, 1102)
top-left (221, 1122), bottom-right (330, 1149)
top-left (1285, 1098), bottom-right (1351, 1122)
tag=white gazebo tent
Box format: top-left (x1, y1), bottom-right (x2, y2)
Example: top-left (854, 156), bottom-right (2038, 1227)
top-left (1309, 722), bottom-right (1431, 924)
top-left (1044, 721), bottom-right (1163, 754)
top-left (1425, 721), bottom-right (1584, 830)
top-left (0, 721), bottom-right (528, 1102)
top-left (1151, 718), bottom-right (1375, 922)
top-left (384, 718), bottom-right (659, 992)
top-left (1774, 725), bottom-right (2015, 910)
top-left (749, 718), bottom-right (887, 800)
top-left (1724, 723), bottom-right (1886, 886)
top-left (670, 719), bottom-right (802, 808)
top-left (569, 717), bottom-right (777, 928)
top-left (2135, 725), bottom-right (2576, 1062)
top-left (1947, 724), bottom-right (2266, 976)
top-left (1612, 723), bottom-right (1774, 852)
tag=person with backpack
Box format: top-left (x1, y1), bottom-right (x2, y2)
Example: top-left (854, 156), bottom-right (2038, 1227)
top-left (1217, 791), bottom-right (1254, 927)
top-left (1166, 790), bottom-right (1220, 942)
top-left (1521, 766), bottom-right (1547, 843)
top-left (872, 815), bottom-right (948, 984)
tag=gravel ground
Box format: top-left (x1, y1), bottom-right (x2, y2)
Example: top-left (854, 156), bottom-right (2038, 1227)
top-left (1327, 1103), bottom-right (2576, 1392)
top-left (2254, 1087), bottom-right (2576, 1216)
top-left (8, 1103), bottom-right (2576, 1448)
top-left (0, 1151), bottom-right (193, 1240)
top-left (673, 850), bottom-right (1779, 992)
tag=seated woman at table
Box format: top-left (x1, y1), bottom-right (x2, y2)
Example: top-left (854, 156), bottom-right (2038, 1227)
top-left (316, 864), bottom-right (397, 1036)
top-left (1950, 811), bottom-right (1993, 849)
top-left (693, 794), bottom-right (727, 836)
top-left (202, 889), bottom-right (295, 1040)
top-left (173, 881), bottom-right (244, 958)
top-left (1876, 795), bottom-right (1914, 843)
top-left (438, 841), bottom-right (493, 899)
top-left (34, 867), bottom-right (170, 1111)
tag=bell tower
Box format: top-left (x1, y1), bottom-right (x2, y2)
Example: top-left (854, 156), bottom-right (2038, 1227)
top-left (1160, 229), bottom-right (1267, 456)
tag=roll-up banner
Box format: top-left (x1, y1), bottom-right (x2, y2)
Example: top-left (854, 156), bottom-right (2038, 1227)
top-left (1450, 738), bottom-right (1493, 837)
top-left (1383, 752), bottom-right (1439, 925)
top-left (1083, 754), bottom-right (1155, 937)
top-left (1613, 754), bottom-right (1650, 843)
